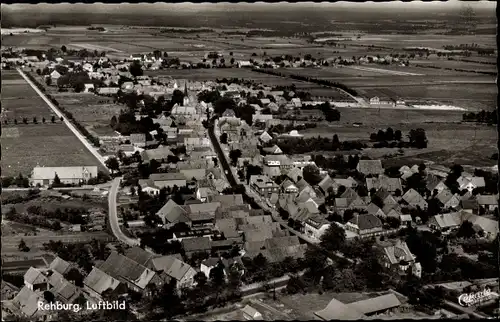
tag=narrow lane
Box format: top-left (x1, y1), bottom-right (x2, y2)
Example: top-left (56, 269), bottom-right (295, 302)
top-left (108, 177), bottom-right (140, 246)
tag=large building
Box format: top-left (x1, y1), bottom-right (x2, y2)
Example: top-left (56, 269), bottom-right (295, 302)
top-left (30, 166), bottom-right (98, 186)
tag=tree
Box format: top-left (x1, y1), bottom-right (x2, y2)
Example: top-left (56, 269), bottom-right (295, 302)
top-left (18, 239), bottom-right (29, 252)
top-left (220, 133), bottom-right (228, 144)
top-left (129, 61), bottom-right (143, 77)
top-left (33, 117), bottom-right (38, 124)
top-left (42, 117), bottom-right (46, 124)
top-left (320, 223), bottom-right (346, 252)
top-left (61, 45), bottom-right (67, 52)
top-left (229, 149), bottom-right (242, 166)
top-left (51, 115), bottom-right (56, 123)
top-left (53, 173), bottom-right (61, 186)
top-left (408, 128), bottom-right (428, 148)
top-left (105, 157), bottom-right (120, 174)
top-left (302, 164), bottom-right (322, 185)
top-left (457, 220), bottom-right (476, 239)
top-left (394, 130), bottom-right (402, 141)
top-left (14, 119), bottom-right (18, 125)
top-left (64, 268), bottom-right (84, 287)
top-left (60, 116), bottom-right (63, 121)
top-left (193, 271), bottom-right (208, 288)
top-left (110, 115), bottom-right (118, 129)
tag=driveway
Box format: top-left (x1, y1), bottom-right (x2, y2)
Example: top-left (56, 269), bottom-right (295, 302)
top-left (108, 177), bottom-right (140, 246)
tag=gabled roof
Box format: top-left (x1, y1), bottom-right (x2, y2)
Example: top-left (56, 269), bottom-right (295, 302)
top-left (150, 172), bottom-right (186, 182)
top-left (318, 175), bottom-right (334, 193)
top-left (286, 167), bottom-right (303, 183)
top-left (281, 179), bottom-right (297, 191)
top-left (477, 195), bottom-right (498, 206)
top-left (382, 240), bottom-right (416, 265)
top-left (315, 297), bottom-right (364, 320)
top-left (150, 255), bottom-right (194, 281)
top-left (436, 189), bottom-right (456, 205)
top-left (157, 199), bottom-right (191, 224)
top-left (84, 266), bottom-right (121, 295)
top-left (12, 286), bottom-right (45, 317)
top-left (47, 270), bottom-right (78, 302)
top-left (402, 188), bottom-right (427, 207)
top-left (188, 201), bottom-right (221, 214)
top-left (124, 247), bottom-right (155, 266)
top-left (24, 267), bottom-right (46, 285)
top-left (49, 257), bottom-right (71, 275)
top-left (348, 214), bottom-right (383, 231)
top-left (99, 252), bottom-right (154, 288)
top-left (259, 131), bottom-right (272, 143)
top-left (366, 175), bottom-right (402, 192)
top-left (366, 203), bottom-right (384, 216)
top-left (347, 293), bottom-right (401, 315)
top-left (209, 194), bottom-right (244, 208)
top-left (357, 160), bottom-right (384, 175)
top-left (181, 237), bottom-right (212, 252)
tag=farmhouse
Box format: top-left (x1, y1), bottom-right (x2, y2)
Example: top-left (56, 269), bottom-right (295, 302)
top-left (30, 166), bottom-right (98, 186)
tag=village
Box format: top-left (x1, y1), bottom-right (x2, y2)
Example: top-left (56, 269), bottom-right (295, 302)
top-left (1, 3), bottom-right (498, 321)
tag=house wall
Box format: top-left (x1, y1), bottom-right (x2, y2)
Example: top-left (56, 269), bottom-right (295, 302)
top-left (154, 179), bottom-right (187, 189)
top-left (178, 268), bottom-right (196, 289)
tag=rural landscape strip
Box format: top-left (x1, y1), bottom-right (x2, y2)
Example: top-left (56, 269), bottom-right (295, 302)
top-left (17, 68), bottom-right (107, 168)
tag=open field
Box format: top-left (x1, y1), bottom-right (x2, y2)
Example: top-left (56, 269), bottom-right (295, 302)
top-left (412, 59), bottom-right (497, 74)
top-left (52, 93), bottom-right (122, 126)
top-left (330, 33), bottom-right (496, 49)
top-left (356, 83), bottom-right (496, 110)
top-left (1, 71), bottom-right (105, 177)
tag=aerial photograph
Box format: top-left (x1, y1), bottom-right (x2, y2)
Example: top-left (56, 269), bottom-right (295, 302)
top-left (0, 1), bottom-right (498, 321)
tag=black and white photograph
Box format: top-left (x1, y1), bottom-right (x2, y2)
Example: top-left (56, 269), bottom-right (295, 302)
top-left (1, 1), bottom-right (498, 321)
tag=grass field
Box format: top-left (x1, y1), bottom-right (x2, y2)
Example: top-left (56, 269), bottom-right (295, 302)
top-left (1, 71), bottom-right (104, 177)
top-left (53, 93), bottom-right (122, 125)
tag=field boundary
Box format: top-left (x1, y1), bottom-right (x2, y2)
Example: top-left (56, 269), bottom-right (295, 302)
top-left (17, 68), bottom-right (108, 169)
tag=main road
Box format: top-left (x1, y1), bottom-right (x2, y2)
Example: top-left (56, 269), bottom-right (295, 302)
top-left (108, 177), bottom-right (140, 246)
top-left (207, 122), bottom-right (354, 264)
top-left (17, 68), bottom-right (108, 168)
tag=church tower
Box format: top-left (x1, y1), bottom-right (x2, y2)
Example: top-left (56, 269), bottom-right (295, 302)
top-left (182, 82), bottom-right (190, 106)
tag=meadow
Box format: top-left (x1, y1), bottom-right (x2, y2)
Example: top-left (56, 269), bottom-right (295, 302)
top-left (1, 71), bottom-right (104, 177)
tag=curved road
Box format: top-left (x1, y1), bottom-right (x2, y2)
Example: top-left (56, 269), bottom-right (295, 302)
top-left (108, 177), bottom-right (140, 246)
top-left (17, 68), bottom-right (108, 168)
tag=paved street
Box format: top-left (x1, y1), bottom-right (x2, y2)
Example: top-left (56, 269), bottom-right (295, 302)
top-left (108, 177), bottom-right (140, 246)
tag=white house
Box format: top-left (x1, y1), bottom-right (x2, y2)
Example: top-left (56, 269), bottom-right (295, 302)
top-left (242, 305), bottom-right (263, 320)
top-left (30, 166), bottom-right (98, 186)
top-left (304, 217), bottom-right (331, 241)
top-left (138, 179), bottom-right (160, 196)
top-left (84, 83), bottom-right (95, 93)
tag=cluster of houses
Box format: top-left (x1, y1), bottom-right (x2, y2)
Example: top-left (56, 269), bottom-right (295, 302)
top-left (245, 153), bottom-right (498, 241)
top-left (2, 246), bottom-right (246, 320)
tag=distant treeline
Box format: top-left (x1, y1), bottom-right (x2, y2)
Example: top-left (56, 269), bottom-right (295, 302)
top-left (160, 28), bottom-right (213, 33)
top-left (87, 26), bottom-right (105, 31)
top-left (414, 64), bottom-right (497, 76)
top-left (462, 110), bottom-right (497, 124)
top-left (252, 68), bottom-right (358, 97)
